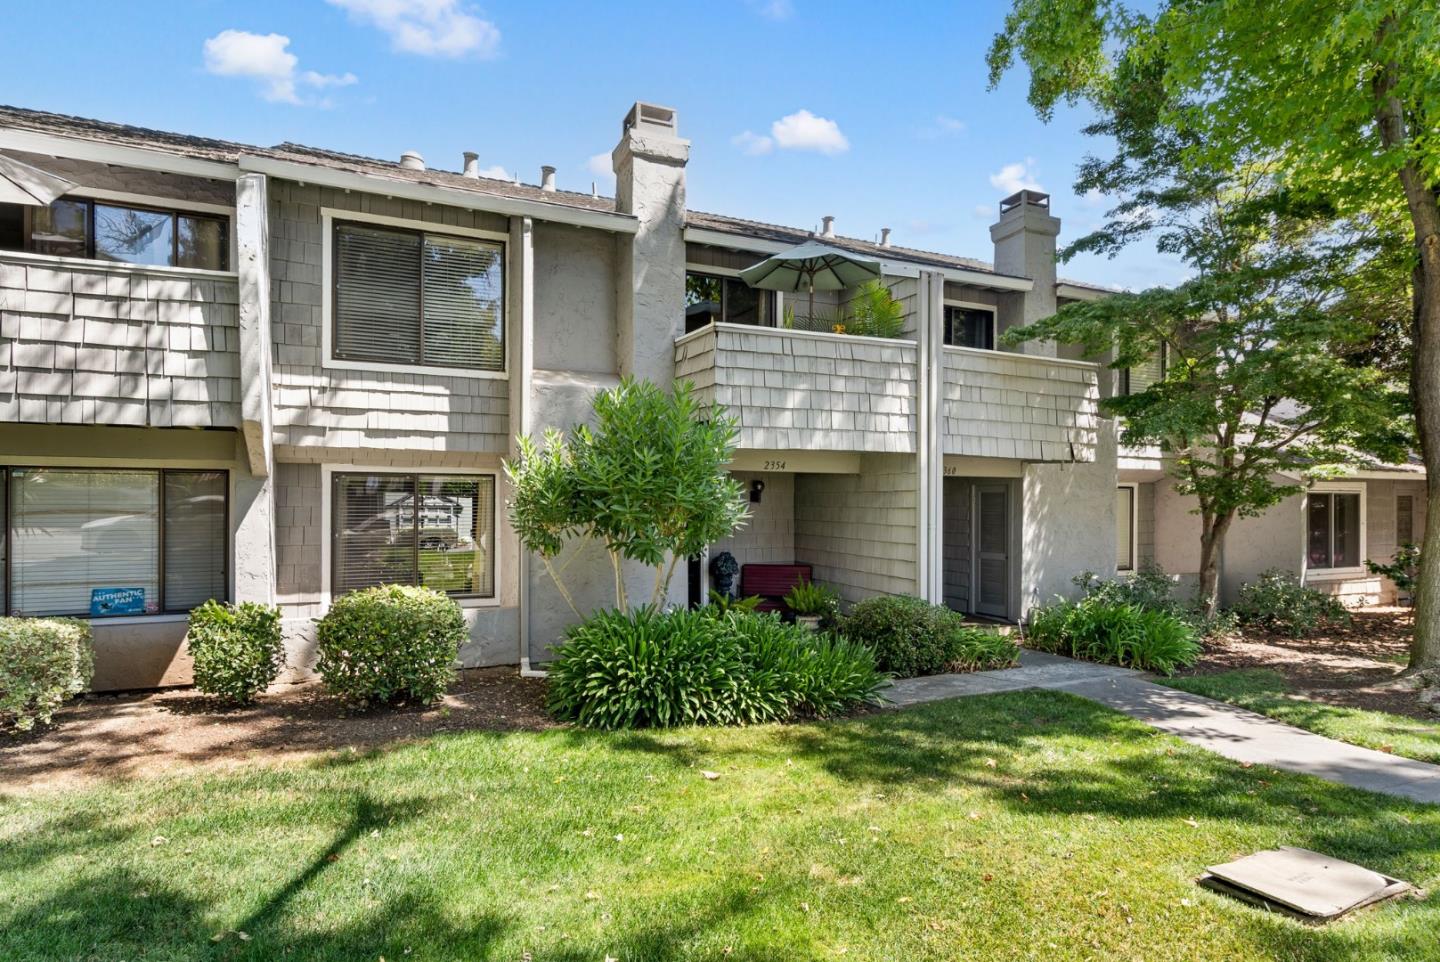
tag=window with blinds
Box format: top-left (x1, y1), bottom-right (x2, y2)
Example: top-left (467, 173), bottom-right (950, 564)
top-left (332, 472), bottom-right (495, 599)
top-left (333, 222), bottom-right (504, 372)
top-left (2, 468), bottom-right (228, 617)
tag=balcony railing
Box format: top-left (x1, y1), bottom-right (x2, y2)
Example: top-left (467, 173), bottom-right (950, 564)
top-left (941, 346), bottom-right (1100, 462)
top-left (675, 322), bottom-right (918, 453)
top-left (1, 250), bottom-right (241, 428)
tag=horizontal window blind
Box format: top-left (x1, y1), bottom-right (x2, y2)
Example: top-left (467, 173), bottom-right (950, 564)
top-left (421, 236), bottom-right (504, 370)
top-left (334, 224), bottom-right (423, 364)
top-left (332, 221), bottom-right (505, 372)
top-left (164, 471), bottom-right (228, 611)
top-left (10, 469), bottom-right (161, 616)
top-left (333, 472), bottom-right (495, 598)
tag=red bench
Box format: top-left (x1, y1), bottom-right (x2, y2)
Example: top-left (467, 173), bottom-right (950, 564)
top-left (739, 563), bottom-right (812, 613)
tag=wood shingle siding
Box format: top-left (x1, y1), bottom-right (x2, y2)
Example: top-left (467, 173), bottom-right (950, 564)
top-left (941, 347), bottom-right (1099, 462)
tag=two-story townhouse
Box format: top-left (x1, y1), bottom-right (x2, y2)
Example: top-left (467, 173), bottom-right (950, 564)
top-left (0, 101), bottom-right (1118, 691)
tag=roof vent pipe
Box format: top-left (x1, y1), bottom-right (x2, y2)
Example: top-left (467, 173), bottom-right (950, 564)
top-left (400, 150), bottom-right (425, 171)
top-left (540, 165), bottom-right (557, 191)
top-left (880, 227), bottom-right (892, 247)
top-left (821, 215), bottom-right (835, 238)
top-left (462, 152), bottom-right (480, 178)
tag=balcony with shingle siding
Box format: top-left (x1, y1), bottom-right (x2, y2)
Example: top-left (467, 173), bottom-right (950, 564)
top-left (0, 252), bottom-right (241, 428)
top-left (675, 323), bottom-right (918, 453)
top-left (941, 346), bottom-right (1100, 462)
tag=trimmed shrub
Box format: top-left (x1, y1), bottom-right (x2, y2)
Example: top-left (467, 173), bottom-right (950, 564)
top-left (545, 607), bottom-right (885, 729)
top-left (837, 595), bottom-right (1018, 678)
top-left (1074, 566), bottom-right (1237, 640)
top-left (1, 617), bottom-right (93, 732)
top-left (1025, 597), bottom-right (1200, 674)
top-left (1232, 568), bottom-right (1351, 637)
top-left (187, 600), bottom-right (285, 705)
top-left (315, 585), bottom-right (466, 707)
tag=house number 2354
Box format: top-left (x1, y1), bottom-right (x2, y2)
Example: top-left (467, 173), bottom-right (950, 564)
top-left (763, 460), bottom-right (787, 470)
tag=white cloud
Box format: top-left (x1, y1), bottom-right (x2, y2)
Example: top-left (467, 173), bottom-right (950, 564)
top-left (328, 0), bottom-right (500, 58)
top-left (973, 204), bottom-right (993, 219)
top-left (203, 30), bottom-right (356, 105)
top-left (748, 0), bottom-right (795, 19)
top-left (476, 164), bottom-right (510, 180)
top-left (770, 109), bottom-right (849, 154)
top-left (1079, 188), bottom-right (1106, 208)
top-left (988, 157), bottom-right (1043, 194)
top-left (586, 152), bottom-right (615, 184)
top-left (920, 114), bottom-right (967, 139)
top-left (732, 130), bottom-right (774, 156)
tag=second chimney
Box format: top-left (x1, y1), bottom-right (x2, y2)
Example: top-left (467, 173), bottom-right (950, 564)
top-left (821, 215), bottom-right (835, 238)
top-left (540, 165), bottom-right (557, 191)
top-left (880, 227), bottom-right (892, 247)
top-left (462, 152), bottom-right (480, 178)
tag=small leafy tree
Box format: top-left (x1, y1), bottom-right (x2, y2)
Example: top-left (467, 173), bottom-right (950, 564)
top-left (506, 377), bottom-right (749, 614)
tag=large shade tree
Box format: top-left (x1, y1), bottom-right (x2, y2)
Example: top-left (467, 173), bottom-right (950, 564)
top-left (988, 1), bottom-right (1440, 668)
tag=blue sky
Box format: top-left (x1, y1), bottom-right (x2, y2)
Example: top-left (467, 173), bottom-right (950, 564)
top-left (0, 0), bottom-right (1183, 290)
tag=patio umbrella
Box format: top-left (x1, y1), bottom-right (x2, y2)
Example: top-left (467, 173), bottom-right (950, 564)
top-left (738, 240), bottom-right (882, 326)
top-left (0, 154), bottom-right (77, 207)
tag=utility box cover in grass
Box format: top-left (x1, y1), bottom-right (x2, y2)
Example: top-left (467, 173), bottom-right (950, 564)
top-left (1202, 847), bottom-right (1411, 920)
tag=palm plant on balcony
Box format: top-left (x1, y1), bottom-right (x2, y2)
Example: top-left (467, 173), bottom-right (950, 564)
top-left (846, 280), bottom-right (906, 338)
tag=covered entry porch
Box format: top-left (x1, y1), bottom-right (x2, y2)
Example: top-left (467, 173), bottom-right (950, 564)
top-left (941, 457), bottom-right (1023, 623)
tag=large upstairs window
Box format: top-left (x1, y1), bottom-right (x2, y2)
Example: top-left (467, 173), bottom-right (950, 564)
top-left (943, 305), bottom-right (996, 350)
top-left (684, 271), bottom-right (773, 333)
top-left (332, 222), bottom-right (505, 372)
top-left (0, 198), bottom-right (227, 270)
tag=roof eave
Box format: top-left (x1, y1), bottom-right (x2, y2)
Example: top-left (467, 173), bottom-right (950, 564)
top-left (0, 125), bottom-right (238, 181)
top-left (238, 155), bottom-right (638, 234)
top-left (683, 225), bottom-right (1033, 292)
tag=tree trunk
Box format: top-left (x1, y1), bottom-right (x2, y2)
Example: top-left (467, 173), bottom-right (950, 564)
top-left (1372, 41), bottom-right (1440, 669)
top-left (1196, 512), bottom-right (1233, 619)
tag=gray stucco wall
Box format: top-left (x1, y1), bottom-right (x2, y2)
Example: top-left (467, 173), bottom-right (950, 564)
top-left (794, 454), bottom-right (919, 603)
top-left (1, 255), bottom-right (240, 427)
top-left (1021, 422), bottom-right (1117, 612)
top-left (266, 179), bottom-right (511, 461)
top-left (534, 221), bottom-right (617, 374)
top-left (677, 326), bottom-right (917, 452)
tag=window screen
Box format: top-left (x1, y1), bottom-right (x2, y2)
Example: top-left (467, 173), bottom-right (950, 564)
top-left (1398, 495), bottom-right (1414, 545)
top-left (163, 471), bottom-right (228, 611)
top-left (1116, 487), bottom-right (1136, 571)
top-left (333, 472), bottom-right (495, 598)
top-left (1308, 491), bottom-right (1361, 569)
top-left (332, 222), bottom-right (505, 371)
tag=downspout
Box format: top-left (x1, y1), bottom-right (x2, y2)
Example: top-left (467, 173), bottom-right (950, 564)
top-left (510, 216), bottom-right (546, 677)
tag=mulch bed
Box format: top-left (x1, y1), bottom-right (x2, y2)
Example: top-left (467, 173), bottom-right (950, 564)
top-left (0, 667), bottom-right (553, 794)
top-left (1174, 606), bottom-right (1434, 720)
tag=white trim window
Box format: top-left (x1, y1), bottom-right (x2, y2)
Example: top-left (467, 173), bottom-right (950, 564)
top-left (1116, 483), bottom-right (1138, 572)
top-left (943, 304), bottom-right (996, 350)
top-left (327, 216), bottom-right (506, 376)
top-left (1307, 483), bottom-right (1365, 574)
top-left (330, 470), bottom-right (497, 601)
top-left (2, 466), bottom-right (228, 618)
top-left (1, 196), bottom-right (228, 270)
top-left (684, 269), bottom-right (774, 332)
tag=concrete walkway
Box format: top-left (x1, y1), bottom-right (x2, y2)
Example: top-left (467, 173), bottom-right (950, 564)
top-left (887, 650), bottom-right (1440, 805)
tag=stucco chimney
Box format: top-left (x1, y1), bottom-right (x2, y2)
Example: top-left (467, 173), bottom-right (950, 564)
top-left (612, 101), bottom-right (689, 385)
top-left (879, 227), bottom-right (892, 247)
top-left (462, 152), bottom-right (479, 178)
top-left (399, 151), bottom-right (425, 171)
top-left (991, 190), bottom-right (1060, 354)
top-left (540, 165), bottom-right (557, 191)
top-left (821, 215), bottom-right (835, 238)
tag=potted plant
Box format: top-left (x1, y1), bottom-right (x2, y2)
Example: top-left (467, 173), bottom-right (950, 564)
top-left (783, 581), bottom-right (840, 630)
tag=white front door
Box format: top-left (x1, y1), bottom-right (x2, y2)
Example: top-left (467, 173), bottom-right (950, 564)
top-left (973, 483), bottom-right (1010, 619)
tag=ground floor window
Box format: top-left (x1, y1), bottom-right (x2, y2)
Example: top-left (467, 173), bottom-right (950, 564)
top-left (1397, 494), bottom-right (1415, 545)
top-left (1, 467), bottom-right (228, 617)
top-left (1116, 485), bottom-right (1136, 571)
top-left (331, 472), bottom-right (496, 599)
top-left (1308, 489), bottom-right (1362, 570)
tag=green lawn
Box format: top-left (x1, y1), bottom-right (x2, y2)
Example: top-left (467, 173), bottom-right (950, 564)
top-left (3, 691), bottom-right (1438, 962)
top-left (1161, 669), bottom-right (1440, 764)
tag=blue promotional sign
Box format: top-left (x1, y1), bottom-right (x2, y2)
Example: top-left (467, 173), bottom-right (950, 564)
top-left (90, 587), bottom-right (146, 617)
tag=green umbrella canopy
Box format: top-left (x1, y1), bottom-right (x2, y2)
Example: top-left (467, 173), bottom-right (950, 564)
top-left (738, 240), bottom-right (883, 294)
